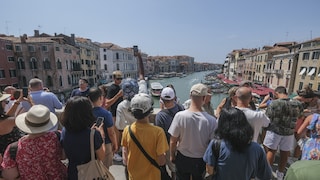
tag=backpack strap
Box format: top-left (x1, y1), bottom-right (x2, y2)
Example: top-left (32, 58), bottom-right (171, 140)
top-left (9, 141), bottom-right (19, 161)
top-left (212, 139), bottom-right (221, 171)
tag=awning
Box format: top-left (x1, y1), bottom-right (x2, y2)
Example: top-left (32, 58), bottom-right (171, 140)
top-left (318, 73), bottom-right (320, 77)
top-left (299, 68), bottom-right (306, 75)
top-left (307, 68), bottom-right (316, 76)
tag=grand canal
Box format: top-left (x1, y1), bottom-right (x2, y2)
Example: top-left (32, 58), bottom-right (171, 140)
top-left (149, 71), bottom-right (227, 109)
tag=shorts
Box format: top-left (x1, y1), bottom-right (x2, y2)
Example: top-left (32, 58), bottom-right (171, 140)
top-left (102, 143), bottom-right (113, 169)
top-left (263, 131), bottom-right (294, 151)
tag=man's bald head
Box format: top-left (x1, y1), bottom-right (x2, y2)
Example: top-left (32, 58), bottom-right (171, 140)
top-left (236, 87), bottom-right (252, 102)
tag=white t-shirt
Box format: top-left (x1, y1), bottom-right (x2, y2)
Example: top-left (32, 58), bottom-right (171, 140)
top-left (168, 110), bottom-right (217, 158)
top-left (236, 107), bottom-right (270, 142)
top-left (116, 99), bottom-right (136, 130)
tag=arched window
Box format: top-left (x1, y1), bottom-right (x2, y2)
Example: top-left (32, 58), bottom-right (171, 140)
top-left (68, 75), bottom-right (71, 85)
top-left (66, 60), bottom-right (69, 70)
top-left (30, 57), bottom-right (38, 69)
top-left (43, 58), bottom-right (51, 69)
top-left (279, 60), bottom-right (283, 70)
top-left (59, 76), bottom-right (63, 86)
top-left (17, 57), bottom-right (25, 69)
top-left (57, 58), bottom-right (62, 69)
top-left (288, 59), bottom-right (292, 70)
top-left (47, 76), bottom-right (53, 87)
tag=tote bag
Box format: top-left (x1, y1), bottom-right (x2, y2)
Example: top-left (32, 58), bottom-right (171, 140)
top-left (77, 129), bottom-right (115, 180)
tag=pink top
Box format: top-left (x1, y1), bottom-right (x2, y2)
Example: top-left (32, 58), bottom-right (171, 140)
top-left (1, 131), bottom-right (67, 180)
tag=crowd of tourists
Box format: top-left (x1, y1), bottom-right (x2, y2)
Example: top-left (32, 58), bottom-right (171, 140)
top-left (0, 70), bottom-right (320, 180)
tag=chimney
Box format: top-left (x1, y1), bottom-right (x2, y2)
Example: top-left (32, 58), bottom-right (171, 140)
top-left (34, 30), bottom-right (39, 37)
top-left (71, 33), bottom-right (75, 45)
top-left (20, 34), bottom-right (27, 43)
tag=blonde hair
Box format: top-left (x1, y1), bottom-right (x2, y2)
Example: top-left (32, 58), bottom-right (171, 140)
top-left (228, 87), bottom-right (239, 97)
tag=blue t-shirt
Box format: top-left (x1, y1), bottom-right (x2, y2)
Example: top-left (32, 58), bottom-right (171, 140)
top-left (70, 88), bottom-right (89, 97)
top-left (61, 128), bottom-right (103, 180)
top-left (155, 103), bottom-right (183, 143)
top-left (203, 140), bottom-right (271, 180)
top-left (92, 106), bottom-right (114, 144)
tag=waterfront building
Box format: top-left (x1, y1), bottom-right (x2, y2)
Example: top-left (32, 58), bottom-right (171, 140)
top-left (0, 37), bottom-right (19, 89)
top-left (243, 49), bottom-right (258, 82)
top-left (294, 37), bottom-right (320, 91)
top-left (75, 37), bottom-right (100, 87)
top-left (0, 31), bottom-right (82, 100)
top-left (98, 43), bottom-right (138, 84)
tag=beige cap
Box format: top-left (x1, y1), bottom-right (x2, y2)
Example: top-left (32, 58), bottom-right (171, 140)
top-left (113, 71), bottom-right (123, 78)
top-left (190, 83), bottom-right (210, 96)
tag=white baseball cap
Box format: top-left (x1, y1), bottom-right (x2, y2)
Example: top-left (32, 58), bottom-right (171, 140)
top-left (161, 87), bottom-right (175, 100)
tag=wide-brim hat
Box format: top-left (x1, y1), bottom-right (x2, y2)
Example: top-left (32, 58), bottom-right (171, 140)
top-left (16, 104), bottom-right (58, 134)
top-left (0, 92), bottom-right (11, 102)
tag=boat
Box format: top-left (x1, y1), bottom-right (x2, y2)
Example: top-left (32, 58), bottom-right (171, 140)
top-left (150, 82), bottom-right (163, 97)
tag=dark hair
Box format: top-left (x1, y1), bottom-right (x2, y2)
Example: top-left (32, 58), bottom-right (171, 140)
top-left (88, 87), bottom-right (102, 103)
top-left (0, 102), bottom-right (9, 120)
top-left (275, 86), bottom-right (287, 95)
top-left (215, 108), bottom-right (253, 152)
top-left (61, 96), bottom-right (95, 132)
top-left (131, 108), bottom-right (153, 120)
top-left (99, 84), bottom-right (108, 98)
top-left (79, 78), bottom-right (88, 84)
top-left (297, 85), bottom-right (315, 98)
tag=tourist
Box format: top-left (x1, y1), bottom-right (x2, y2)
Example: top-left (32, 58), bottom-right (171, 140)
top-left (297, 113), bottom-right (320, 160)
top-left (60, 96), bottom-right (106, 179)
top-left (202, 86), bottom-right (215, 117)
top-left (3, 86), bottom-right (16, 113)
top-left (235, 87), bottom-right (270, 143)
top-left (88, 87), bottom-right (118, 169)
top-left (215, 86), bottom-right (238, 118)
top-left (284, 160), bottom-right (320, 180)
top-left (28, 78), bottom-right (63, 113)
top-left (99, 84), bottom-right (111, 110)
top-left (1, 105), bottom-right (67, 179)
top-left (0, 92), bottom-right (23, 155)
top-left (106, 71), bottom-right (124, 162)
top-left (169, 83), bottom-right (217, 180)
top-left (263, 86), bottom-right (303, 180)
top-left (121, 93), bottom-right (168, 180)
top-left (159, 84), bottom-right (181, 110)
top-left (203, 108), bottom-right (271, 180)
top-left (70, 78), bottom-right (90, 97)
top-left (155, 87), bottom-right (184, 179)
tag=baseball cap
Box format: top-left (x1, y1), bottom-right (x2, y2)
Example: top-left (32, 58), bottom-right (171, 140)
top-left (122, 78), bottom-right (139, 100)
top-left (130, 93), bottom-right (153, 114)
top-left (190, 83), bottom-right (210, 96)
top-left (161, 87), bottom-right (175, 100)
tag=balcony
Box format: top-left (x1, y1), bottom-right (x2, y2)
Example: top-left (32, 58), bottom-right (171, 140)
top-left (285, 71), bottom-right (291, 75)
top-left (264, 69), bottom-right (272, 74)
top-left (273, 69), bottom-right (284, 76)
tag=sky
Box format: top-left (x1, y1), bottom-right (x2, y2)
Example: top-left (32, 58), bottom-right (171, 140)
top-left (1, 0), bottom-right (320, 64)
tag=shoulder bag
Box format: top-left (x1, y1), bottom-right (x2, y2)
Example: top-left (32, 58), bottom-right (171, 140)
top-left (77, 129), bottom-right (115, 180)
top-left (128, 125), bottom-right (171, 180)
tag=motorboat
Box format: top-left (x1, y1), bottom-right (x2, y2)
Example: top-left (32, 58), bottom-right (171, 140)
top-left (150, 82), bottom-right (163, 97)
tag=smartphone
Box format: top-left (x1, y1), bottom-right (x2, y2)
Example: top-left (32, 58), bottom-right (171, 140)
top-left (269, 92), bottom-right (273, 98)
top-left (22, 87), bottom-right (29, 98)
top-left (95, 117), bottom-right (104, 127)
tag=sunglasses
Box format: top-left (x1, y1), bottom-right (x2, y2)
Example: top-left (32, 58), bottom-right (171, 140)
top-left (116, 78), bottom-right (123, 80)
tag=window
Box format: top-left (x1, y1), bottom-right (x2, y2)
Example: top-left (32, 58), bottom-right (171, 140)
top-left (17, 58), bottom-right (25, 69)
top-left (81, 59), bottom-right (84, 64)
top-left (68, 75), bottom-right (71, 85)
top-left (47, 76), bottom-right (53, 87)
top-left (66, 60), bottom-right (68, 70)
top-left (15, 45), bottom-right (22, 52)
top-left (279, 60), bottom-right (283, 70)
top-left (43, 58), bottom-right (51, 69)
top-left (103, 48), bottom-right (106, 52)
top-left (8, 57), bottom-right (15, 62)
top-left (59, 76), bottom-right (63, 86)
top-left (302, 52), bottom-right (310, 60)
top-left (104, 54), bottom-right (107, 60)
top-left (116, 53), bottom-right (119, 59)
top-left (0, 70), bottom-right (5, 78)
top-left (28, 45), bottom-right (35, 52)
top-left (5, 44), bottom-right (13, 51)
top-left (9, 69), bottom-right (16, 77)
top-left (42, 45), bottom-right (48, 51)
top-left (116, 63), bottom-right (119, 70)
top-left (312, 51), bottom-right (320, 59)
top-left (57, 59), bottom-right (62, 69)
top-left (104, 64), bottom-right (107, 70)
top-left (30, 58), bottom-right (38, 69)
top-left (288, 59), bottom-right (292, 70)
top-left (56, 47), bottom-right (60, 51)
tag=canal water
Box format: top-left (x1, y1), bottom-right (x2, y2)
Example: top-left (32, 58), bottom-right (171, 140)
top-left (149, 71), bottom-right (227, 109)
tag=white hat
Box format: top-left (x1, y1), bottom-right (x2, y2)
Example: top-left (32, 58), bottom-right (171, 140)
top-left (190, 83), bottom-right (210, 96)
top-left (0, 92), bottom-right (10, 102)
top-left (130, 93), bottom-right (152, 114)
top-left (15, 105), bottom-right (58, 134)
top-left (161, 87), bottom-right (175, 100)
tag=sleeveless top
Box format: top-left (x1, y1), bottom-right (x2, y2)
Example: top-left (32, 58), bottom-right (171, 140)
top-left (0, 126), bottom-right (22, 154)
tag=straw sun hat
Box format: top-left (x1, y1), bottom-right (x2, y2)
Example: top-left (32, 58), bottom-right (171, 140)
top-left (0, 92), bottom-right (10, 102)
top-left (15, 104), bottom-right (58, 134)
